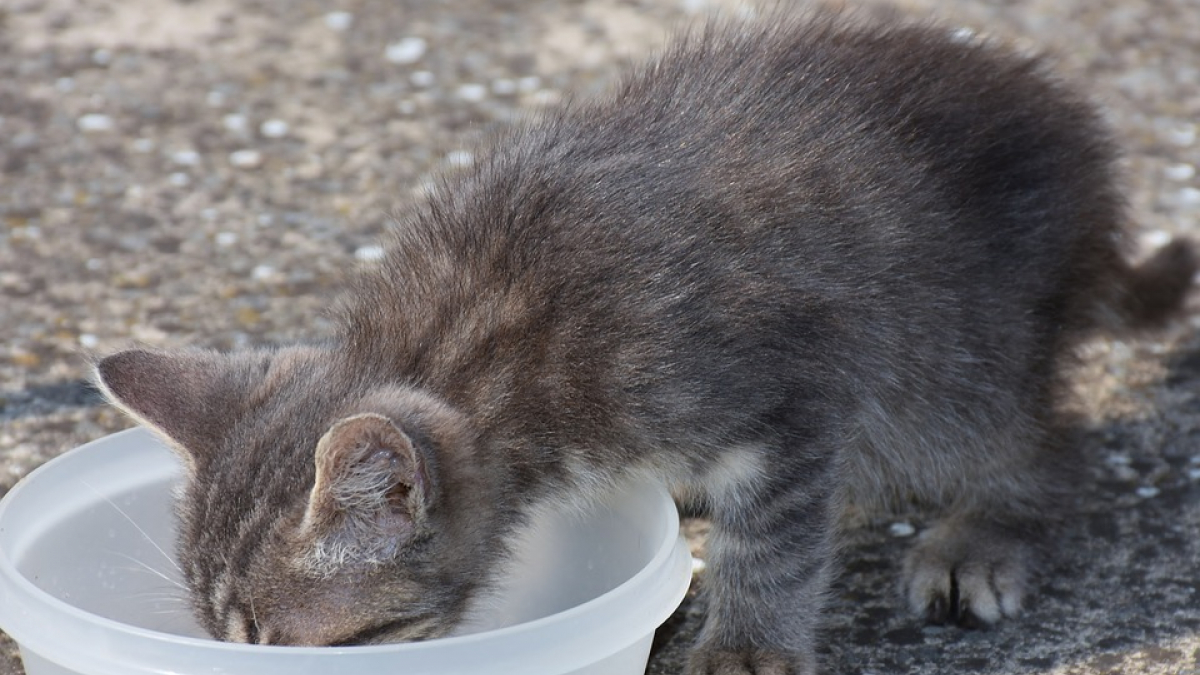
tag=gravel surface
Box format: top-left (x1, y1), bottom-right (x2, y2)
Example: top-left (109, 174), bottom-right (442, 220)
top-left (2, 1), bottom-right (1198, 674)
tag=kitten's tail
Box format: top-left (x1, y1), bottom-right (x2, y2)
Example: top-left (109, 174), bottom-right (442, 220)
top-left (1115, 239), bottom-right (1197, 328)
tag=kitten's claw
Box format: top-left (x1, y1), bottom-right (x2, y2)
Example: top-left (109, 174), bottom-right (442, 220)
top-left (902, 521), bottom-right (1031, 628)
top-left (686, 646), bottom-right (815, 675)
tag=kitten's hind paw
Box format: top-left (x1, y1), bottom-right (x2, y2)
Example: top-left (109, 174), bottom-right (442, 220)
top-left (686, 646), bottom-right (815, 675)
top-left (901, 519), bottom-right (1033, 628)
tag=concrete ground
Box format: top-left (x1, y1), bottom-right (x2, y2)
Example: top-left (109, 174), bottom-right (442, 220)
top-left (1, 0), bottom-right (1198, 673)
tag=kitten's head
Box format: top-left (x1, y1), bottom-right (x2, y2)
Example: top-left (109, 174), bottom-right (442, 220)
top-left (95, 346), bottom-right (488, 645)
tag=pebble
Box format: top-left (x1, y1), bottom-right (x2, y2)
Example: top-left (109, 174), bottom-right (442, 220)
top-left (385, 37), bottom-right (427, 64)
top-left (168, 172), bottom-right (190, 187)
top-left (517, 76), bottom-right (542, 93)
top-left (77, 113), bottom-right (114, 132)
top-left (1136, 486), bottom-right (1160, 499)
top-left (1188, 468), bottom-right (1200, 481)
top-left (252, 264), bottom-right (276, 281)
top-left (1164, 163), bottom-right (1196, 181)
top-left (491, 78), bottom-right (518, 96)
top-left (78, 334), bottom-right (99, 349)
top-left (691, 557), bottom-right (707, 574)
top-left (171, 149), bottom-right (200, 166)
top-left (1165, 123), bottom-right (1197, 147)
top-left (1140, 230), bottom-right (1172, 248)
top-left (215, 232), bottom-right (238, 247)
top-left (457, 83), bottom-right (488, 102)
top-left (889, 522), bottom-right (916, 538)
top-left (260, 119), bottom-right (289, 138)
top-left (410, 71), bottom-right (436, 88)
top-left (324, 11), bottom-right (354, 31)
top-left (92, 48), bottom-right (113, 66)
top-left (1178, 187), bottom-right (1200, 206)
top-left (229, 149), bottom-right (263, 168)
top-left (222, 113), bottom-right (248, 134)
top-left (131, 138), bottom-right (156, 153)
top-left (354, 244), bottom-right (386, 262)
top-left (446, 150), bottom-right (474, 167)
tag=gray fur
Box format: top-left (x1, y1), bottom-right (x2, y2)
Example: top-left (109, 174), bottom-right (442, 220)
top-left (95, 9), bottom-right (1196, 673)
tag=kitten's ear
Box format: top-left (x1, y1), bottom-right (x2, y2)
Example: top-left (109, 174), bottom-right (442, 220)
top-left (303, 413), bottom-right (432, 553)
top-left (94, 348), bottom-right (257, 467)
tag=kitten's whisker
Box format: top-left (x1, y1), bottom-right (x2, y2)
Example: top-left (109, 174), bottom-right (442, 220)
top-left (78, 478), bottom-right (184, 576)
top-left (107, 550), bottom-right (188, 591)
top-left (249, 591), bottom-right (263, 644)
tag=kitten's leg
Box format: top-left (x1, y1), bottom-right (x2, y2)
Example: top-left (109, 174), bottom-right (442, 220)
top-left (686, 448), bottom-right (839, 675)
top-left (902, 514), bottom-right (1044, 628)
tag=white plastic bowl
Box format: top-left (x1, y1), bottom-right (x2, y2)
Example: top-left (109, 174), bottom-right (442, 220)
top-left (0, 428), bottom-right (692, 675)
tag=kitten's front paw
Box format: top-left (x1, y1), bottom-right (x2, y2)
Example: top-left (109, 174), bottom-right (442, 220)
top-left (686, 646), bottom-right (816, 675)
top-left (902, 519), bottom-right (1032, 628)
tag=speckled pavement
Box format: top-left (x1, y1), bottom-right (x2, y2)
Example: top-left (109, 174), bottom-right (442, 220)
top-left (2, 1), bottom-right (1198, 674)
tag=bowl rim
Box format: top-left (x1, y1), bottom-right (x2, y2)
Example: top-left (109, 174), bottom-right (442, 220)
top-left (0, 427), bottom-right (693, 674)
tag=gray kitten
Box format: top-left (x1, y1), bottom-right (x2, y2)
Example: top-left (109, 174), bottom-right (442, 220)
top-left (95, 9), bottom-right (1196, 675)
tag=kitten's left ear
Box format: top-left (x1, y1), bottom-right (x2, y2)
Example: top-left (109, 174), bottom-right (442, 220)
top-left (302, 413), bottom-right (433, 559)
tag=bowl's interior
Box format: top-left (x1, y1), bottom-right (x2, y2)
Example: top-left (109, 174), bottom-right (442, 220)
top-left (0, 429), bottom-right (692, 675)
top-left (14, 466), bottom-right (205, 637)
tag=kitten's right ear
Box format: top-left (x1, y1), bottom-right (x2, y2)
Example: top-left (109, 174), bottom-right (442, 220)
top-left (94, 348), bottom-right (256, 468)
top-left (301, 413), bottom-right (433, 567)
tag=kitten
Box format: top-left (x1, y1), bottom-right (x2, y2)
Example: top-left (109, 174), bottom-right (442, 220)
top-left (95, 8), bottom-right (1196, 675)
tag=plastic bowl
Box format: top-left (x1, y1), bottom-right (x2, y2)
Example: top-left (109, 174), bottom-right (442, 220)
top-left (0, 428), bottom-right (692, 675)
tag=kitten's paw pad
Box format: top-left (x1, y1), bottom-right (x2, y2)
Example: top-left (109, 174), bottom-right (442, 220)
top-left (902, 524), bottom-right (1030, 628)
top-left (686, 646), bottom-right (814, 675)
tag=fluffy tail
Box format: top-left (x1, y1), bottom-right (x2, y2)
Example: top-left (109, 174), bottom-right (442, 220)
top-left (1117, 239), bottom-right (1197, 328)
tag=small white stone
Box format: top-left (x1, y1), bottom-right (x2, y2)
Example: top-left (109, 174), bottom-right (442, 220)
top-left (77, 113), bottom-right (114, 132)
top-left (889, 522), bottom-right (917, 538)
top-left (131, 138), bottom-right (156, 153)
top-left (385, 37), bottom-right (427, 64)
top-left (517, 76), bottom-right (541, 93)
top-left (354, 244), bottom-right (386, 262)
top-left (92, 48), bottom-right (113, 66)
top-left (1188, 468), bottom-right (1200, 481)
top-left (1164, 163), bottom-right (1196, 181)
top-left (55, 77), bottom-right (75, 92)
top-left (949, 27), bottom-right (976, 44)
top-left (172, 149), bottom-right (200, 166)
top-left (324, 11), bottom-right (354, 31)
top-left (257, 213), bottom-right (274, 226)
top-left (457, 83), bottom-right (488, 102)
top-left (260, 119), bottom-right (289, 138)
top-left (229, 149), bottom-right (263, 168)
top-left (691, 557), bottom-right (707, 574)
top-left (410, 70), bottom-right (436, 88)
top-left (222, 113), bottom-right (248, 133)
top-left (491, 78), bottom-right (518, 96)
top-left (215, 232), bottom-right (238, 246)
top-left (79, 333), bottom-right (99, 349)
top-left (1105, 453), bottom-right (1133, 466)
top-left (1178, 187), bottom-right (1200, 206)
top-left (1166, 123), bottom-right (1197, 147)
top-left (252, 264), bottom-right (275, 281)
top-left (168, 172), bottom-right (190, 187)
top-left (1135, 486), bottom-right (1160, 499)
top-left (206, 90), bottom-right (227, 107)
top-left (1140, 230), bottom-right (1172, 248)
top-left (446, 150), bottom-right (474, 167)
